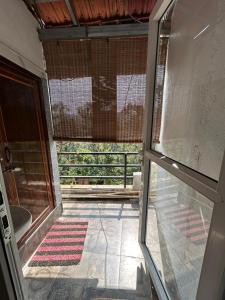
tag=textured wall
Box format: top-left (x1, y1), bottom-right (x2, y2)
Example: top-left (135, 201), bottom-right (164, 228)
top-left (0, 0), bottom-right (45, 76)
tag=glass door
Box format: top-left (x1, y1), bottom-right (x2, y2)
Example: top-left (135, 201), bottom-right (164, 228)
top-left (139, 1), bottom-right (225, 299)
top-left (0, 58), bottom-right (54, 245)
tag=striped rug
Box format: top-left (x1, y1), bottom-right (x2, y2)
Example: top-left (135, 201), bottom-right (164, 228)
top-left (29, 219), bottom-right (88, 267)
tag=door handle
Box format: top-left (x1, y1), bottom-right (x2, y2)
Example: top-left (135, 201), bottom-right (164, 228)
top-left (4, 146), bottom-right (11, 164)
top-left (2, 165), bottom-right (15, 173)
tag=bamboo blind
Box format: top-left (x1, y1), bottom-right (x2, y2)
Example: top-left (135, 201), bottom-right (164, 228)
top-left (43, 37), bottom-right (148, 142)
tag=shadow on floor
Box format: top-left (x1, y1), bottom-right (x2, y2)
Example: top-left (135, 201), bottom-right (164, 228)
top-left (26, 264), bottom-right (153, 300)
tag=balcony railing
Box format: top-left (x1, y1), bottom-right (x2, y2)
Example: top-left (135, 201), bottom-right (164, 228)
top-left (58, 152), bottom-right (142, 188)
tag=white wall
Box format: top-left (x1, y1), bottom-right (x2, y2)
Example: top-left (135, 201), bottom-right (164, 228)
top-left (0, 0), bottom-right (45, 76)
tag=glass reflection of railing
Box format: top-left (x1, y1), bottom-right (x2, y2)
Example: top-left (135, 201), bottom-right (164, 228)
top-left (58, 152), bottom-right (141, 188)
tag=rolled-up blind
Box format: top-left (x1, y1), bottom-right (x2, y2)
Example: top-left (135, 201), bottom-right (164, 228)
top-left (43, 37), bottom-right (147, 142)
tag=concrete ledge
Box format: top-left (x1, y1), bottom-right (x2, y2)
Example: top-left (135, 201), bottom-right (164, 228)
top-left (61, 184), bottom-right (140, 200)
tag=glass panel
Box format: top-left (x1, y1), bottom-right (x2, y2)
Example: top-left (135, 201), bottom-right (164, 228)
top-left (10, 142), bottom-right (49, 221)
top-left (0, 76), bottom-right (50, 222)
top-left (146, 163), bottom-right (213, 300)
top-left (151, 0), bottom-right (225, 181)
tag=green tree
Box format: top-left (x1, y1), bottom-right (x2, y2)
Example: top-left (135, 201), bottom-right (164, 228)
top-left (57, 142), bottom-right (142, 185)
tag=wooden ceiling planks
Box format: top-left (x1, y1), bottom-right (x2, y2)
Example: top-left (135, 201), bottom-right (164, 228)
top-left (35, 0), bottom-right (156, 27)
top-left (37, 1), bottom-right (72, 25)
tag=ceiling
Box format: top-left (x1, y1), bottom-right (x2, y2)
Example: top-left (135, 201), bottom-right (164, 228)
top-left (25, 0), bottom-right (156, 28)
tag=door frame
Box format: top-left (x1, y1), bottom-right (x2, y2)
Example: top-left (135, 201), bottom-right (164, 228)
top-left (0, 163), bottom-right (26, 299)
top-left (0, 236), bottom-right (17, 300)
top-left (139, 1), bottom-right (225, 299)
top-left (0, 56), bottom-right (56, 246)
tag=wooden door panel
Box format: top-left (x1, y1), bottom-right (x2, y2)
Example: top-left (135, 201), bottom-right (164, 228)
top-left (0, 57), bottom-right (54, 242)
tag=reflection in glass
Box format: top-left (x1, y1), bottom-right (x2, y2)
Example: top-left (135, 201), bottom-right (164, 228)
top-left (151, 0), bottom-right (225, 180)
top-left (0, 76), bottom-right (51, 222)
top-left (146, 163), bottom-right (213, 299)
top-left (10, 142), bottom-right (49, 221)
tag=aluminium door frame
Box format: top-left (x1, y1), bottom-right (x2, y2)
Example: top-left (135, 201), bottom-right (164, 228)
top-left (0, 236), bottom-right (17, 300)
top-left (139, 1), bottom-right (225, 299)
top-left (0, 164), bottom-right (26, 300)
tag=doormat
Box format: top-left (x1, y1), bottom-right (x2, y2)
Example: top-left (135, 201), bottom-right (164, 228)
top-left (29, 219), bottom-right (88, 267)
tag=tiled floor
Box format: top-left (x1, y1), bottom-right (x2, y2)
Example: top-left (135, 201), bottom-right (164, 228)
top-left (23, 200), bottom-right (153, 300)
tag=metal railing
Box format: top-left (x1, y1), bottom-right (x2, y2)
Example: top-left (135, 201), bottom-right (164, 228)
top-left (57, 152), bottom-right (142, 188)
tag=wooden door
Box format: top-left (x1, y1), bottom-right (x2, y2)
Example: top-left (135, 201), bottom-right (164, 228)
top-left (0, 57), bottom-right (55, 243)
top-left (0, 107), bottom-right (19, 205)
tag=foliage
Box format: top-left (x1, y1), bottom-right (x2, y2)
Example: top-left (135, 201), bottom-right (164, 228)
top-left (57, 142), bottom-right (142, 185)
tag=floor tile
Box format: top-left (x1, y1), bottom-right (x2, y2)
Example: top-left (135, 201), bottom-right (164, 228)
top-left (85, 252), bottom-right (120, 289)
top-left (121, 220), bottom-right (143, 258)
top-left (84, 229), bottom-right (122, 256)
top-left (23, 201), bottom-right (152, 300)
top-left (119, 256), bottom-right (145, 290)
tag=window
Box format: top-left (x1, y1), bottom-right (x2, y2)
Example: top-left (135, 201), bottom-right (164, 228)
top-left (146, 163), bottom-right (213, 299)
top-left (151, 0), bottom-right (225, 181)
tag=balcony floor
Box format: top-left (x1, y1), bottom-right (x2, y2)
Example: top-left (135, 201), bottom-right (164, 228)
top-left (23, 200), bottom-right (154, 300)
